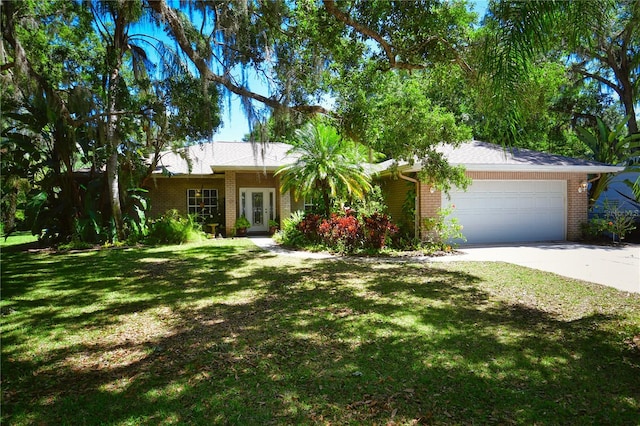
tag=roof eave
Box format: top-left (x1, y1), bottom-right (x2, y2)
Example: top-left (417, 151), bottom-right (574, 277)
top-left (401, 163), bottom-right (625, 174)
top-left (462, 164), bottom-right (626, 173)
top-left (210, 165), bottom-right (279, 172)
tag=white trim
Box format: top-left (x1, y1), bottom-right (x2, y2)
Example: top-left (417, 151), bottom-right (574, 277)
top-left (239, 187), bottom-right (276, 232)
top-left (186, 188), bottom-right (219, 222)
top-left (211, 165), bottom-right (279, 172)
top-left (403, 163), bottom-right (624, 174)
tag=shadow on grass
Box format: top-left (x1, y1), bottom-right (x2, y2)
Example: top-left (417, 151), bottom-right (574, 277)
top-left (2, 241), bottom-right (639, 425)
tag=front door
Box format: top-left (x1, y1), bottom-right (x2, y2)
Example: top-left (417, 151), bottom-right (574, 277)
top-left (240, 188), bottom-right (275, 233)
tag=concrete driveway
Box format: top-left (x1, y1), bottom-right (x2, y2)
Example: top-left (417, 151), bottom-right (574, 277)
top-left (251, 238), bottom-right (639, 294)
top-left (432, 243), bottom-right (640, 293)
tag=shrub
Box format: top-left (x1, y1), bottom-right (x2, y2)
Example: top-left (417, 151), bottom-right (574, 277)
top-left (341, 185), bottom-right (388, 217)
top-left (123, 188), bottom-right (150, 244)
top-left (584, 202), bottom-right (639, 243)
top-left (279, 209), bottom-right (400, 254)
top-left (602, 203), bottom-right (638, 242)
top-left (581, 217), bottom-right (609, 241)
top-left (422, 205), bottom-right (466, 250)
top-left (361, 212), bottom-right (399, 249)
top-left (274, 211), bottom-right (307, 246)
top-left (318, 212), bottom-right (362, 253)
top-left (297, 213), bottom-right (323, 242)
top-left (146, 210), bottom-right (202, 245)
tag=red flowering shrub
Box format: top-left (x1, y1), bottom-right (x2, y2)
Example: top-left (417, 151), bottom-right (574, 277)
top-left (297, 213), bottom-right (322, 242)
top-left (294, 211), bottom-right (399, 253)
top-left (318, 213), bottom-right (362, 251)
top-left (362, 212), bottom-right (399, 249)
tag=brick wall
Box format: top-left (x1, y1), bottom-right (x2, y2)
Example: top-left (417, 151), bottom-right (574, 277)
top-left (279, 190), bottom-right (291, 222)
top-left (566, 174), bottom-right (589, 240)
top-left (224, 171), bottom-right (236, 235)
top-left (146, 175), bottom-right (225, 218)
top-left (378, 176), bottom-right (412, 223)
top-left (419, 171), bottom-right (588, 241)
top-left (418, 182), bottom-right (441, 240)
top-left (236, 172), bottom-right (277, 188)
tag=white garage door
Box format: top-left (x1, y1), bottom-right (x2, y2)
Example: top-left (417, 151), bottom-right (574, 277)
top-left (445, 180), bottom-right (566, 244)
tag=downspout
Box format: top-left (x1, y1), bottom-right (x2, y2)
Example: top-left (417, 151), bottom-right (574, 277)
top-left (398, 171), bottom-right (419, 239)
top-left (588, 173), bottom-right (601, 184)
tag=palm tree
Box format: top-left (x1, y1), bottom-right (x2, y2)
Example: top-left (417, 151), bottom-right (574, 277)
top-left (275, 121), bottom-right (372, 218)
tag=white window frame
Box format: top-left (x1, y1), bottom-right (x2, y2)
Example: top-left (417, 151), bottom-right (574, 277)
top-left (187, 188), bottom-right (218, 222)
top-left (304, 196), bottom-right (315, 212)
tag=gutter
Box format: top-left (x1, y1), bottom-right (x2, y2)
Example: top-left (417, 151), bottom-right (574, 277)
top-left (401, 164), bottom-right (625, 174)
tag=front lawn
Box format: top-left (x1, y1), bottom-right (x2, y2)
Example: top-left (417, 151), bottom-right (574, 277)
top-left (0, 231), bottom-right (38, 249)
top-left (2, 239), bottom-right (639, 425)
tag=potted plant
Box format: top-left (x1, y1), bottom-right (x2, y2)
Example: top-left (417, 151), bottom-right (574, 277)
top-left (234, 216), bottom-right (251, 237)
top-left (268, 219), bottom-right (279, 235)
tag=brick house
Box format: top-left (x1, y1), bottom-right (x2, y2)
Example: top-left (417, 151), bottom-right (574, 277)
top-left (146, 140), bottom-right (622, 244)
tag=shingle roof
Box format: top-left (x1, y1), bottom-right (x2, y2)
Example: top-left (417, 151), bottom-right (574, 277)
top-left (154, 140), bottom-right (623, 175)
top-left (402, 140), bottom-right (623, 173)
top-left (154, 141), bottom-right (297, 175)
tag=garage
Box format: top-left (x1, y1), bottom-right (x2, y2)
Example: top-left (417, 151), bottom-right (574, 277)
top-left (445, 180), bottom-right (567, 244)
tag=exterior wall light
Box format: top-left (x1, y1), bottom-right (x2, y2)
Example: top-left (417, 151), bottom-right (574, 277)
top-left (578, 181), bottom-right (588, 193)
top-left (429, 186), bottom-right (436, 194)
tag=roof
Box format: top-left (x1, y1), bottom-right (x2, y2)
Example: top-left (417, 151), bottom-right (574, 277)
top-left (389, 140), bottom-right (625, 174)
top-left (153, 140), bottom-right (624, 176)
top-left (154, 141), bottom-right (297, 174)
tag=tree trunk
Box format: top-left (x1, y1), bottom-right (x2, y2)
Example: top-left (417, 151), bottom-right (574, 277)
top-left (105, 13), bottom-right (127, 242)
top-left (106, 137), bottom-right (123, 240)
top-left (106, 68), bottom-right (124, 241)
top-left (2, 184), bottom-right (18, 237)
top-left (621, 85), bottom-right (638, 136)
top-left (321, 181), bottom-right (331, 218)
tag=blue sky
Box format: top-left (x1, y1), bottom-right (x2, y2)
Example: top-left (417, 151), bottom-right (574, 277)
top-left (213, 0), bottom-right (489, 142)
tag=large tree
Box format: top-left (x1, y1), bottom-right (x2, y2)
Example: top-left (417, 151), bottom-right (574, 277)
top-left (1, 0), bottom-right (221, 243)
top-left (11, 0), bottom-right (635, 243)
top-left (483, 0), bottom-right (639, 138)
top-left (148, 0), bottom-right (477, 188)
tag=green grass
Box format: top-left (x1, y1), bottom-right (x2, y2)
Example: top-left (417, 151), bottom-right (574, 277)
top-left (0, 231), bottom-right (38, 249)
top-left (2, 239), bottom-right (639, 425)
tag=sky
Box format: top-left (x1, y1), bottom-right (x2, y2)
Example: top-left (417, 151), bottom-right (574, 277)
top-left (212, 0), bottom-right (489, 142)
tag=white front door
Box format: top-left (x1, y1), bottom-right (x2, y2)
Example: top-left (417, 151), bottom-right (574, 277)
top-left (240, 188), bottom-right (276, 233)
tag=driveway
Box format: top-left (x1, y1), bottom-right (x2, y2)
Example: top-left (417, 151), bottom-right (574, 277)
top-left (251, 238), bottom-right (639, 294)
top-left (431, 243), bottom-right (640, 294)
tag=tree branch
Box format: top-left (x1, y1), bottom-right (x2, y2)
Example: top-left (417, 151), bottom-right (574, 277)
top-left (73, 108), bottom-right (154, 127)
top-left (3, 27), bottom-right (79, 128)
top-left (577, 68), bottom-right (623, 98)
top-left (148, 0), bottom-right (330, 116)
top-left (322, 0), bottom-right (474, 75)
top-left (323, 0), bottom-right (400, 68)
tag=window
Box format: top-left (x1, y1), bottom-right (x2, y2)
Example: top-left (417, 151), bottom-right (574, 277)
top-left (187, 189), bottom-right (218, 222)
top-left (304, 196), bottom-right (316, 212)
